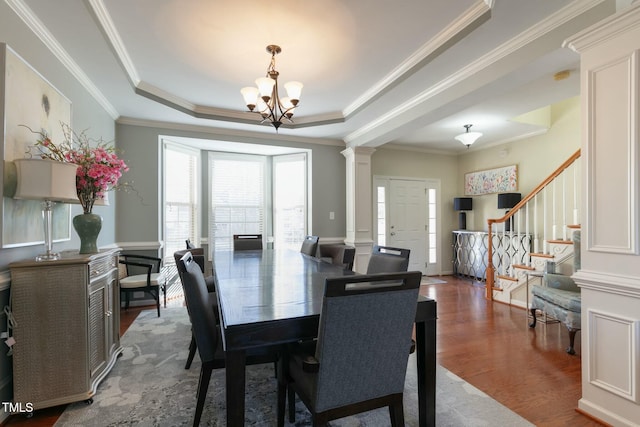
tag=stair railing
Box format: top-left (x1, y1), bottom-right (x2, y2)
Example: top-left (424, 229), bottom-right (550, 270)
top-left (486, 149), bottom-right (581, 300)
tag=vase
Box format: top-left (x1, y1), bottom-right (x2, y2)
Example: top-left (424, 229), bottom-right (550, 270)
top-left (73, 213), bottom-right (102, 254)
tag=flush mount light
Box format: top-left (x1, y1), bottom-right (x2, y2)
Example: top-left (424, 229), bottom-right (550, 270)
top-left (455, 124), bottom-right (483, 148)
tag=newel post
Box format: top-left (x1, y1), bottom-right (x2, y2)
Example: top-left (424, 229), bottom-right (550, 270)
top-left (486, 221), bottom-right (494, 300)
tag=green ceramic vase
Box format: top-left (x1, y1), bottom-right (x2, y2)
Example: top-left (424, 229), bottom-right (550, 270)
top-left (73, 213), bottom-right (102, 254)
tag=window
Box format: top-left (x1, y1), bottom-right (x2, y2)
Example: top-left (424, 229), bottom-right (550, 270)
top-left (273, 153), bottom-right (307, 250)
top-left (163, 142), bottom-right (199, 264)
top-left (376, 185), bottom-right (386, 246)
top-left (208, 153), bottom-right (266, 251)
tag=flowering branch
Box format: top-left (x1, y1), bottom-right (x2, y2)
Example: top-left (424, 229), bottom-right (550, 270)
top-left (21, 123), bottom-right (131, 214)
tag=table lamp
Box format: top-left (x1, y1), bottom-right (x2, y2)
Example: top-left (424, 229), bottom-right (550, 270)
top-left (453, 197), bottom-right (472, 230)
top-left (13, 159), bottom-right (79, 261)
top-left (497, 192), bottom-right (521, 232)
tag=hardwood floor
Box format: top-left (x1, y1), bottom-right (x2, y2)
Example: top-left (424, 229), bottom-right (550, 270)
top-left (3, 276), bottom-right (604, 426)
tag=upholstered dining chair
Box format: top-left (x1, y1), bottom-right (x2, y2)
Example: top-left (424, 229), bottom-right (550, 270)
top-left (316, 244), bottom-right (356, 270)
top-left (366, 245), bottom-right (411, 274)
top-left (277, 271), bottom-right (422, 427)
top-left (174, 250), bottom-right (219, 370)
top-left (300, 235), bottom-right (319, 256)
top-left (177, 252), bottom-right (279, 427)
top-left (119, 253), bottom-right (165, 317)
top-left (233, 234), bottom-right (263, 250)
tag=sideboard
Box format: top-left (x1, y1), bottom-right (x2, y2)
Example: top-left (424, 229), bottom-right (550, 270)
top-left (453, 230), bottom-right (532, 281)
top-left (9, 248), bottom-right (122, 410)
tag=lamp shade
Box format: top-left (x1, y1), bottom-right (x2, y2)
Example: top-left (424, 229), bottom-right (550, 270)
top-left (13, 159), bottom-right (78, 203)
top-left (453, 197), bottom-right (472, 211)
top-left (497, 192), bottom-right (521, 209)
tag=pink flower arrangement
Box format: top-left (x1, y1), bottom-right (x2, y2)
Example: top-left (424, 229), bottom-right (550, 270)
top-left (23, 123), bottom-right (130, 214)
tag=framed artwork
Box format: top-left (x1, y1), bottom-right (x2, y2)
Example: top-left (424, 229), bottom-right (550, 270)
top-left (1, 43), bottom-right (72, 248)
top-left (465, 164), bottom-right (518, 196)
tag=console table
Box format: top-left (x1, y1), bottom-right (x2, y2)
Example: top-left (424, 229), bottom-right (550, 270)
top-left (9, 249), bottom-right (123, 410)
top-left (453, 231), bottom-right (532, 281)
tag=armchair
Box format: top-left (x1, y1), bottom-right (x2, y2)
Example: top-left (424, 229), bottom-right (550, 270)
top-left (529, 230), bottom-right (581, 354)
top-left (119, 254), bottom-right (166, 317)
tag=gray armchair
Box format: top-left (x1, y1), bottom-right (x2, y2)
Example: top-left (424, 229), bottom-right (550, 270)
top-left (530, 230), bottom-right (581, 354)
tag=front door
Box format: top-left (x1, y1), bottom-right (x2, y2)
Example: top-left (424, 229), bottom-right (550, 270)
top-left (388, 179), bottom-right (428, 274)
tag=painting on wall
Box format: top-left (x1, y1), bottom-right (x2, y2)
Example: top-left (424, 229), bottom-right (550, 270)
top-left (1, 43), bottom-right (72, 248)
top-left (464, 164), bottom-right (518, 196)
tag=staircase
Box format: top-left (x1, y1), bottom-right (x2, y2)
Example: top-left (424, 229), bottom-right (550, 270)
top-left (486, 149), bottom-right (581, 307)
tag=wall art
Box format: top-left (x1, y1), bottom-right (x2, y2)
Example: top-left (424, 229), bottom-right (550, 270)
top-left (1, 43), bottom-right (72, 248)
top-left (464, 164), bottom-right (518, 196)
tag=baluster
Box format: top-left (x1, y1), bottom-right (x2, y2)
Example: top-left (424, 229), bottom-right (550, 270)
top-left (552, 179), bottom-right (557, 240)
top-left (534, 194), bottom-right (539, 254)
top-left (562, 170), bottom-right (567, 240)
top-left (543, 186), bottom-right (548, 254)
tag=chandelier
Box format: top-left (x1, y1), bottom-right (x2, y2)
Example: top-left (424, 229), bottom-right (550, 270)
top-left (455, 124), bottom-right (482, 148)
top-left (241, 45), bottom-right (303, 131)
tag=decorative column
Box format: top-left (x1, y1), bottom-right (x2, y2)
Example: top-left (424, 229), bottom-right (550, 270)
top-left (341, 146), bottom-right (376, 273)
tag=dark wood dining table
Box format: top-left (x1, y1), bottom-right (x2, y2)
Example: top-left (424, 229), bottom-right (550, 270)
top-left (212, 249), bottom-right (437, 427)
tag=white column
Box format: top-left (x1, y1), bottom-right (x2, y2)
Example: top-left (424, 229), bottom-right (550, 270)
top-left (342, 146), bottom-right (376, 273)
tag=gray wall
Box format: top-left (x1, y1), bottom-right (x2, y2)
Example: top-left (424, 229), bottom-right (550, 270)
top-left (0, 2), bottom-right (116, 416)
top-left (115, 123), bottom-right (348, 247)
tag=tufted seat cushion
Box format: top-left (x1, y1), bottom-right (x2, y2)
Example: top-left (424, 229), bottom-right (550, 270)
top-left (119, 272), bottom-right (166, 289)
top-left (531, 286), bottom-right (581, 314)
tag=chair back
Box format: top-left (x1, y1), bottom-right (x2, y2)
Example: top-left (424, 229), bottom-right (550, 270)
top-left (174, 249), bottom-right (205, 274)
top-left (366, 245), bottom-right (410, 274)
top-left (186, 239), bottom-right (195, 250)
top-left (313, 271), bottom-right (421, 412)
top-left (233, 234), bottom-right (263, 251)
top-left (317, 244), bottom-right (356, 270)
top-left (300, 235), bottom-right (319, 256)
top-left (177, 252), bottom-right (219, 363)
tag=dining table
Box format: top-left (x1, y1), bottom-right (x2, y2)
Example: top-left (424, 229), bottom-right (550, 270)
top-left (212, 248), bottom-right (437, 427)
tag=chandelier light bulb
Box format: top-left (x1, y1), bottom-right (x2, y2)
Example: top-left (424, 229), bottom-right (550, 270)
top-left (241, 87), bottom-right (259, 110)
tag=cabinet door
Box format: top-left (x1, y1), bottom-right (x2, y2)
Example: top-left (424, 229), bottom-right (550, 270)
top-left (107, 274), bottom-right (120, 355)
top-left (88, 279), bottom-right (108, 380)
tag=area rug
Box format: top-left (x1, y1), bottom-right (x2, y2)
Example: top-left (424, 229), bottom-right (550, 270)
top-left (55, 308), bottom-right (532, 426)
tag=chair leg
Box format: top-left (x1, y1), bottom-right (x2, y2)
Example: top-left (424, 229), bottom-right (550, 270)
top-left (185, 334), bottom-right (197, 370)
top-left (193, 363), bottom-right (213, 427)
top-left (277, 370), bottom-right (286, 427)
top-left (389, 402), bottom-right (405, 427)
top-left (154, 289), bottom-right (161, 317)
top-left (529, 308), bottom-right (537, 328)
top-left (125, 291), bottom-right (131, 309)
top-left (288, 386), bottom-right (296, 422)
top-left (566, 328), bottom-right (579, 355)
top-left (163, 281), bottom-right (167, 308)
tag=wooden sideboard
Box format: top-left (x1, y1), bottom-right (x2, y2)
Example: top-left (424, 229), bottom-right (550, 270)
top-left (9, 249), bottom-right (122, 410)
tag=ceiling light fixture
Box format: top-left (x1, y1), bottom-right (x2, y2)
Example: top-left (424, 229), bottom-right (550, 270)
top-left (240, 45), bottom-right (303, 131)
top-left (455, 124), bottom-right (482, 148)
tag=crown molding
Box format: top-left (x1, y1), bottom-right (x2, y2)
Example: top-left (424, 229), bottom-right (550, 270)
top-left (342, 0), bottom-right (493, 117)
top-left (564, 1), bottom-right (640, 53)
top-left (115, 116), bottom-right (346, 147)
top-left (344, 0), bottom-right (611, 146)
top-left (5, 0), bottom-right (119, 119)
top-left (87, 0), bottom-right (140, 86)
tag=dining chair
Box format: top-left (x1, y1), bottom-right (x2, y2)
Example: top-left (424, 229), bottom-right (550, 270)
top-left (316, 244), bottom-right (356, 270)
top-left (300, 235), bottom-right (319, 256)
top-left (277, 270), bottom-right (422, 427)
top-left (119, 253), bottom-right (166, 317)
top-left (173, 250), bottom-right (218, 370)
top-left (366, 245), bottom-right (411, 274)
top-left (177, 252), bottom-right (279, 427)
top-left (233, 234), bottom-right (263, 250)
